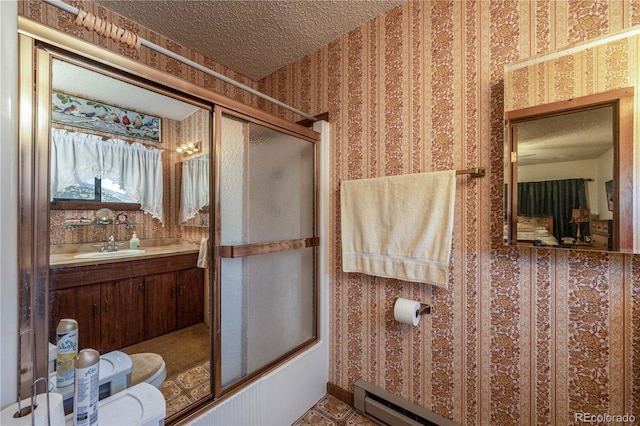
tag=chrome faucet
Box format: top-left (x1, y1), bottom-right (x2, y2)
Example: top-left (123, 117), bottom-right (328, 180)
top-left (105, 234), bottom-right (119, 252)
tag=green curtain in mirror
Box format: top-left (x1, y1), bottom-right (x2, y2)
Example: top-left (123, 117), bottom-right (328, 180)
top-left (517, 178), bottom-right (589, 241)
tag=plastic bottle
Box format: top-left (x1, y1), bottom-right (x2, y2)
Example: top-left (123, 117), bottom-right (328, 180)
top-left (129, 232), bottom-right (140, 249)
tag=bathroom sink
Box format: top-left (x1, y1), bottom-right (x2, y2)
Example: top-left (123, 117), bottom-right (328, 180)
top-left (74, 249), bottom-right (147, 259)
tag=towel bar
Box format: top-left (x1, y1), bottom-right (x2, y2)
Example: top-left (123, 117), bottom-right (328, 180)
top-left (456, 167), bottom-right (485, 178)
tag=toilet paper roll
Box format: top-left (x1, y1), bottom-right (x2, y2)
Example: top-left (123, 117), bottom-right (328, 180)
top-left (394, 297), bottom-right (421, 326)
top-left (0, 392), bottom-right (65, 426)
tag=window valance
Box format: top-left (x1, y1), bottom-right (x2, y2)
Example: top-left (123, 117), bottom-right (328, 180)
top-left (50, 128), bottom-right (165, 223)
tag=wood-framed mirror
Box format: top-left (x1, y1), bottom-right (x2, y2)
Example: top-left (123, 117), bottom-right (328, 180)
top-left (503, 26), bottom-right (640, 254)
top-left (504, 88), bottom-right (634, 252)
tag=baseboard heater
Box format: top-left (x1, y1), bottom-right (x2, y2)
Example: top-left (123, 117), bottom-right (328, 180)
top-left (353, 379), bottom-right (460, 426)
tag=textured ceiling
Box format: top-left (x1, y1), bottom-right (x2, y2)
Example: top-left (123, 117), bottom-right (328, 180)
top-left (517, 106), bottom-right (613, 166)
top-left (95, 0), bottom-right (404, 80)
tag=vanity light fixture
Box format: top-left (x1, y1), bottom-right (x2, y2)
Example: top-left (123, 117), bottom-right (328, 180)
top-left (176, 141), bottom-right (200, 155)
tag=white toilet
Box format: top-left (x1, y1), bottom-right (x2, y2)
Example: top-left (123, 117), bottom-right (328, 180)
top-left (129, 353), bottom-right (167, 389)
top-left (48, 346), bottom-right (166, 401)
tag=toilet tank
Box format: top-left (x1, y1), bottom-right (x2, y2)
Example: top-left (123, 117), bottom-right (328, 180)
top-left (49, 348), bottom-right (133, 413)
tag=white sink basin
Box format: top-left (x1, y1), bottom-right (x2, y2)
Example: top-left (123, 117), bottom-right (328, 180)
top-left (74, 249), bottom-right (146, 259)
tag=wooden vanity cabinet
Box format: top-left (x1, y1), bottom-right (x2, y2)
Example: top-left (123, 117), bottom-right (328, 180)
top-left (50, 253), bottom-right (203, 353)
top-left (50, 278), bottom-right (143, 353)
top-left (176, 268), bottom-right (205, 329)
top-left (144, 272), bottom-right (178, 340)
top-left (50, 284), bottom-right (102, 352)
top-left (144, 268), bottom-right (205, 339)
top-left (101, 278), bottom-right (144, 352)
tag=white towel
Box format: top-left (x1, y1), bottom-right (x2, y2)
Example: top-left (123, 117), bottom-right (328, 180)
top-left (340, 170), bottom-right (456, 288)
top-left (197, 237), bottom-right (209, 268)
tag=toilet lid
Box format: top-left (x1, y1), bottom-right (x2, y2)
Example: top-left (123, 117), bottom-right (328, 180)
top-left (96, 383), bottom-right (166, 426)
top-left (130, 353), bottom-right (165, 385)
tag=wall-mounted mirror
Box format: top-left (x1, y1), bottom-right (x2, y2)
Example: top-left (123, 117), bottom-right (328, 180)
top-left (178, 155), bottom-right (210, 225)
top-left (46, 55), bottom-right (213, 419)
top-left (503, 27), bottom-right (639, 254)
top-left (504, 89), bottom-right (634, 252)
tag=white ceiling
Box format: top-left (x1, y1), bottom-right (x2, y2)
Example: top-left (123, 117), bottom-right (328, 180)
top-left (94, 0), bottom-right (405, 80)
top-left (52, 59), bottom-right (200, 120)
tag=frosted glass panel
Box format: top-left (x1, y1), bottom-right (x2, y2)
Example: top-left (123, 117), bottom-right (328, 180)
top-left (247, 122), bottom-right (315, 242)
top-left (220, 114), bottom-right (246, 246)
top-left (220, 248), bottom-right (316, 388)
top-left (218, 112), bottom-right (317, 391)
top-left (219, 113), bottom-right (314, 245)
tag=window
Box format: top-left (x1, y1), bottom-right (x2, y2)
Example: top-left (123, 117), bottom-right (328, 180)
top-left (53, 177), bottom-right (137, 203)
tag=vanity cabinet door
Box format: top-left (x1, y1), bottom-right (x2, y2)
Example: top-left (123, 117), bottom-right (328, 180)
top-left (50, 285), bottom-right (101, 352)
top-left (144, 272), bottom-right (178, 339)
top-left (101, 278), bottom-right (144, 353)
top-left (176, 268), bottom-right (205, 329)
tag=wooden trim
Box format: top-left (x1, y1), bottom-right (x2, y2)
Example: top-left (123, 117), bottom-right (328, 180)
top-left (50, 200), bottom-right (141, 211)
top-left (297, 112), bottom-right (329, 128)
top-left (504, 87), bottom-right (634, 121)
top-left (504, 87), bottom-right (635, 252)
top-left (220, 237), bottom-right (319, 258)
top-left (327, 382), bottom-right (355, 407)
top-left (49, 253), bottom-right (199, 290)
top-left (617, 92), bottom-right (634, 252)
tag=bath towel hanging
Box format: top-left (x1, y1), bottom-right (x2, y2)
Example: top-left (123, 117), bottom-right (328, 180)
top-left (340, 170), bottom-right (456, 288)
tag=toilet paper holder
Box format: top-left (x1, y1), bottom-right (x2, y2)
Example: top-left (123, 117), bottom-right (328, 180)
top-left (417, 303), bottom-right (431, 315)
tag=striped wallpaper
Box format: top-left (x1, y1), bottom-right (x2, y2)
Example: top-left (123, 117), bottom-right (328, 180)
top-left (258, 2), bottom-right (640, 425)
top-left (20, 0), bottom-right (640, 424)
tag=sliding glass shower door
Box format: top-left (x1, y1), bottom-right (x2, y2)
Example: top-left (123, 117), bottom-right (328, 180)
top-left (214, 109), bottom-right (318, 394)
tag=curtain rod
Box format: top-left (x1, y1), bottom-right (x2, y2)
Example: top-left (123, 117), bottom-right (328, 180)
top-left (41, 0), bottom-right (318, 122)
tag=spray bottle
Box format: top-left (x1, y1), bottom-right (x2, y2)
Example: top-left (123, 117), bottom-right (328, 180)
top-left (73, 348), bottom-right (100, 426)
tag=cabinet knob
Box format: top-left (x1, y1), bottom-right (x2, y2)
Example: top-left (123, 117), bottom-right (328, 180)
top-left (178, 284), bottom-right (184, 296)
top-left (104, 298), bottom-right (109, 312)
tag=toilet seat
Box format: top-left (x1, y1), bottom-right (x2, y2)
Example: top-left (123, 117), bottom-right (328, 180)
top-left (129, 353), bottom-right (166, 388)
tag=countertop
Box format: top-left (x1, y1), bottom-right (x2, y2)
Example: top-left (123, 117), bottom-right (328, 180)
top-left (49, 238), bottom-right (202, 268)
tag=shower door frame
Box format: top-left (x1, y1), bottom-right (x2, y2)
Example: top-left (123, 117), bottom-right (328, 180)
top-left (17, 16), bottom-right (321, 425)
top-left (211, 106), bottom-right (321, 397)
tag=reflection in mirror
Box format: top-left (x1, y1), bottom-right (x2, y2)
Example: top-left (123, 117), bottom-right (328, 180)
top-left (179, 155), bottom-right (209, 225)
top-left (504, 89), bottom-right (634, 252)
top-left (47, 57), bottom-right (212, 418)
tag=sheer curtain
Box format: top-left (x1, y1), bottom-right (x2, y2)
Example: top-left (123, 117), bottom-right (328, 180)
top-left (50, 128), bottom-right (165, 223)
top-left (179, 155), bottom-right (209, 223)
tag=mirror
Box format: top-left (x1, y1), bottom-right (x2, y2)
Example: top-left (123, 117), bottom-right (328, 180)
top-left (47, 56), bottom-right (213, 418)
top-left (178, 155), bottom-right (210, 226)
top-left (503, 28), bottom-right (639, 253)
top-left (504, 90), bottom-right (634, 252)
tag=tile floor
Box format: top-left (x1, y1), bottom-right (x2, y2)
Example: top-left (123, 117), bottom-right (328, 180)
top-left (292, 394), bottom-right (378, 425)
